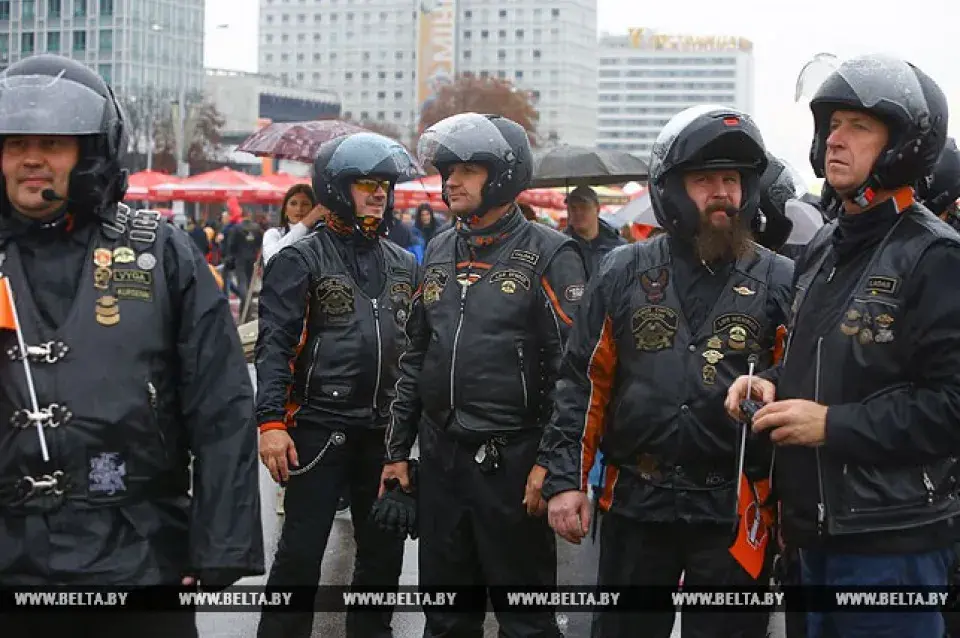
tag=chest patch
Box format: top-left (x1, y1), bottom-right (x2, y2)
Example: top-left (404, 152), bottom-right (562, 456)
top-left (490, 269), bottom-right (532, 294)
top-left (315, 277), bottom-right (355, 318)
top-left (631, 306), bottom-right (679, 352)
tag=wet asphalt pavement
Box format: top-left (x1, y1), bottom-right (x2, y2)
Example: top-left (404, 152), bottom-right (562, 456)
top-left (196, 367), bottom-right (783, 637)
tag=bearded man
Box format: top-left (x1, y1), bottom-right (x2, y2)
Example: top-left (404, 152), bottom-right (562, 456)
top-left (539, 106), bottom-right (794, 638)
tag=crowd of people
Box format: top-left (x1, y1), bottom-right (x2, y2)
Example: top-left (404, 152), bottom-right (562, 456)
top-left (3, 50), bottom-right (960, 638)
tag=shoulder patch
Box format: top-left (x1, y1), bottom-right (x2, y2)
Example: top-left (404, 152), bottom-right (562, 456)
top-left (510, 249), bottom-right (540, 267)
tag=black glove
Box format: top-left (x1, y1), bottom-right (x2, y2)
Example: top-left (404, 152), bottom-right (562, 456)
top-left (370, 460), bottom-right (419, 540)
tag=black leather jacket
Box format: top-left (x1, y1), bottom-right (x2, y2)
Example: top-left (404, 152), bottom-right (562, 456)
top-left (768, 194), bottom-right (960, 552)
top-left (255, 227), bottom-right (417, 428)
top-left (385, 210), bottom-right (586, 460)
top-left (541, 236), bottom-right (793, 524)
top-left (0, 205), bottom-right (261, 585)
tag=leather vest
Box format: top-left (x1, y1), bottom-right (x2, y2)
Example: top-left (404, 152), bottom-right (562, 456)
top-left (784, 206), bottom-right (960, 535)
top-left (0, 207), bottom-right (184, 514)
top-left (418, 221), bottom-right (573, 434)
top-left (289, 229), bottom-right (417, 423)
top-left (605, 236), bottom-right (784, 500)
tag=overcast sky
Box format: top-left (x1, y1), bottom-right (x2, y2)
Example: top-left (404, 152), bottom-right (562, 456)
top-left (205, 0), bottom-right (960, 182)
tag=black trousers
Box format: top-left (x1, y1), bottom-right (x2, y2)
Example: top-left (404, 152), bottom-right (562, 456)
top-left (257, 425), bottom-right (405, 638)
top-left (418, 420), bottom-right (561, 638)
top-left (592, 515), bottom-right (771, 638)
top-left (1, 610), bottom-right (197, 637)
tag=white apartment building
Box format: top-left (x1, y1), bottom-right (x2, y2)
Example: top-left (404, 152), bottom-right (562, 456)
top-left (258, 0), bottom-right (598, 147)
top-left (0, 0), bottom-right (205, 97)
top-left (597, 28), bottom-right (755, 160)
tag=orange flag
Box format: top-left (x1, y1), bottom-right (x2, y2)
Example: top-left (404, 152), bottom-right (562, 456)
top-left (729, 473), bottom-right (774, 579)
top-left (0, 277), bottom-right (16, 331)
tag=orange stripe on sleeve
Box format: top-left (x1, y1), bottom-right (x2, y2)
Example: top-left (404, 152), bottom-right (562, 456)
top-left (282, 299), bottom-right (311, 428)
top-left (579, 315), bottom-right (617, 491)
top-left (542, 277), bottom-right (573, 326)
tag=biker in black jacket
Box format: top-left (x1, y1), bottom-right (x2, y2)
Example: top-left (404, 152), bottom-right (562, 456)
top-left (918, 136), bottom-right (960, 231)
top-left (726, 55), bottom-right (960, 638)
top-left (0, 56), bottom-right (262, 637)
top-left (255, 133), bottom-right (420, 638)
top-left (382, 113), bottom-right (585, 638)
top-left (542, 106), bottom-right (792, 638)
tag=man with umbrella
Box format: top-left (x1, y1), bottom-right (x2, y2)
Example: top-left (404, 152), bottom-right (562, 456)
top-left (255, 132), bottom-right (420, 638)
top-left (542, 105), bottom-right (793, 638)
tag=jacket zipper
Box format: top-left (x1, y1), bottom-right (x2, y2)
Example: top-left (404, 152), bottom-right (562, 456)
top-left (922, 468), bottom-right (936, 503)
top-left (814, 336), bottom-right (827, 535)
top-left (516, 341), bottom-right (529, 409)
top-left (148, 380), bottom-right (167, 460)
top-left (304, 336), bottom-right (321, 401)
top-left (450, 283), bottom-right (468, 410)
top-left (371, 298), bottom-right (382, 410)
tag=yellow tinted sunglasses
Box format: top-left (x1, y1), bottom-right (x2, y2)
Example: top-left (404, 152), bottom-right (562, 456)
top-left (354, 178), bottom-right (392, 194)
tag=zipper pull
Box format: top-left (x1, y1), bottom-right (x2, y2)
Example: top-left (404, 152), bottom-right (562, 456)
top-left (460, 283), bottom-right (467, 308)
top-left (147, 381), bottom-right (157, 409)
top-left (817, 503), bottom-right (825, 535)
top-left (371, 298), bottom-right (379, 318)
top-left (826, 266), bottom-right (837, 283)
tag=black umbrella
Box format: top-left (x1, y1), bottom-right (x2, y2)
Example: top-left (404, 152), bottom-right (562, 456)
top-left (531, 146), bottom-right (649, 188)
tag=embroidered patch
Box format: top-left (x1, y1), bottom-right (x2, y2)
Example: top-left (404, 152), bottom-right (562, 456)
top-left (113, 269), bottom-right (152, 285)
top-left (115, 286), bottom-right (153, 302)
top-left (113, 247), bottom-right (136, 264)
top-left (390, 282), bottom-right (413, 298)
top-left (422, 266), bottom-right (450, 306)
top-left (510, 249), bottom-right (540, 267)
top-left (490, 269), bottom-right (532, 291)
top-left (640, 268), bottom-right (669, 304)
top-left (713, 313), bottom-right (761, 338)
top-left (315, 277), bottom-right (355, 317)
top-left (88, 451), bottom-right (127, 496)
top-left (564, 283), bottom-right (585, 302)
top-left (866, 276), bottom-right (900, 296)
top-left (631, 306), bottom-right (679, 352)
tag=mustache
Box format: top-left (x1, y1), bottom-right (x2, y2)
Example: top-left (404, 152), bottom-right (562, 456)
top-left (705, 202), bottom-right (738, 217)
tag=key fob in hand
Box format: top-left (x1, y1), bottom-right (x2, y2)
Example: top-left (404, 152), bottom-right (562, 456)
top-left (740, 399), bottom-right (766, 426)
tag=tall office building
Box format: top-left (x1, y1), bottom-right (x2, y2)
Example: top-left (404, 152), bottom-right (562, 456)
top-left (0, 0), bottom-right (204, 97)
top-left (259, 0), bottom-right (598, 147)
top-left (597, 28), bottom-right (755, 159)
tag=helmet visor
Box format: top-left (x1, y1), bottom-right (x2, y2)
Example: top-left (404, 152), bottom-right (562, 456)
top-left (324, 133), bottom-right (424, 182)
top-left (417, 113), bottom-right (515, 168)
top-left (0, 73), bottom-right (109, 136)
top-left (837, 56), bottom-right (928, 119)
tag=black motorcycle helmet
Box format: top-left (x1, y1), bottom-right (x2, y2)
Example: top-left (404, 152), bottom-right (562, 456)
top-left (312, 132), bottom-right (422, 232)
top-left (754, 154), bottom-right (807, 251)
top-left (0, 54), bottom-right (128, 218)
top-left (917, 136), bottom-right (960, 218)
top-left (649, 105), bottom-right (768, 241)
top-left (809, 54), bottom-right (948, 208)
top-left (416, 112), bottom-right (533, 221)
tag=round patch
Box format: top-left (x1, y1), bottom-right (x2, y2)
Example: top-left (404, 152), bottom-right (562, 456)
top-left (137, 253), bottom-right (157, 270)
top-left (564, 283), bottom-right (585, 302)
top-left (396, 308), bottom-right (408, 324)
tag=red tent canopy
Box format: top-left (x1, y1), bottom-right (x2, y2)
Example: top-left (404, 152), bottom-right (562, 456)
top-left (125, 170), bottom-right (180, 201)
top-left (150, 167), bottom-right (282, 204)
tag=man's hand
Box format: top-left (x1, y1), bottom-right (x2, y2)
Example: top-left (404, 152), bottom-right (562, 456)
top-left (547, 490), bottom-right (591, 545)
top-left (303, 204), bottom-right (328, 228)
top-left (753, 399), bottom-right (828, 447)
top-left (259, 430), bottom-right (298, 484)
top-left (380, 461), bottom-right (410, 498)
top-left (725, 375), bottom-right (777, 421)
top-left (523, 465), bottom-right (548, 517)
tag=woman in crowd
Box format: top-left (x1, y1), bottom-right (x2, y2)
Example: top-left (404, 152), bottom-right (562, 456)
top-left (261, 184), bottom-right (326, 265)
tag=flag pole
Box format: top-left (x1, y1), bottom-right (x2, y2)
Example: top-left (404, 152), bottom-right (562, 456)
top-left (2, 277), bottom-right (49, 462)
